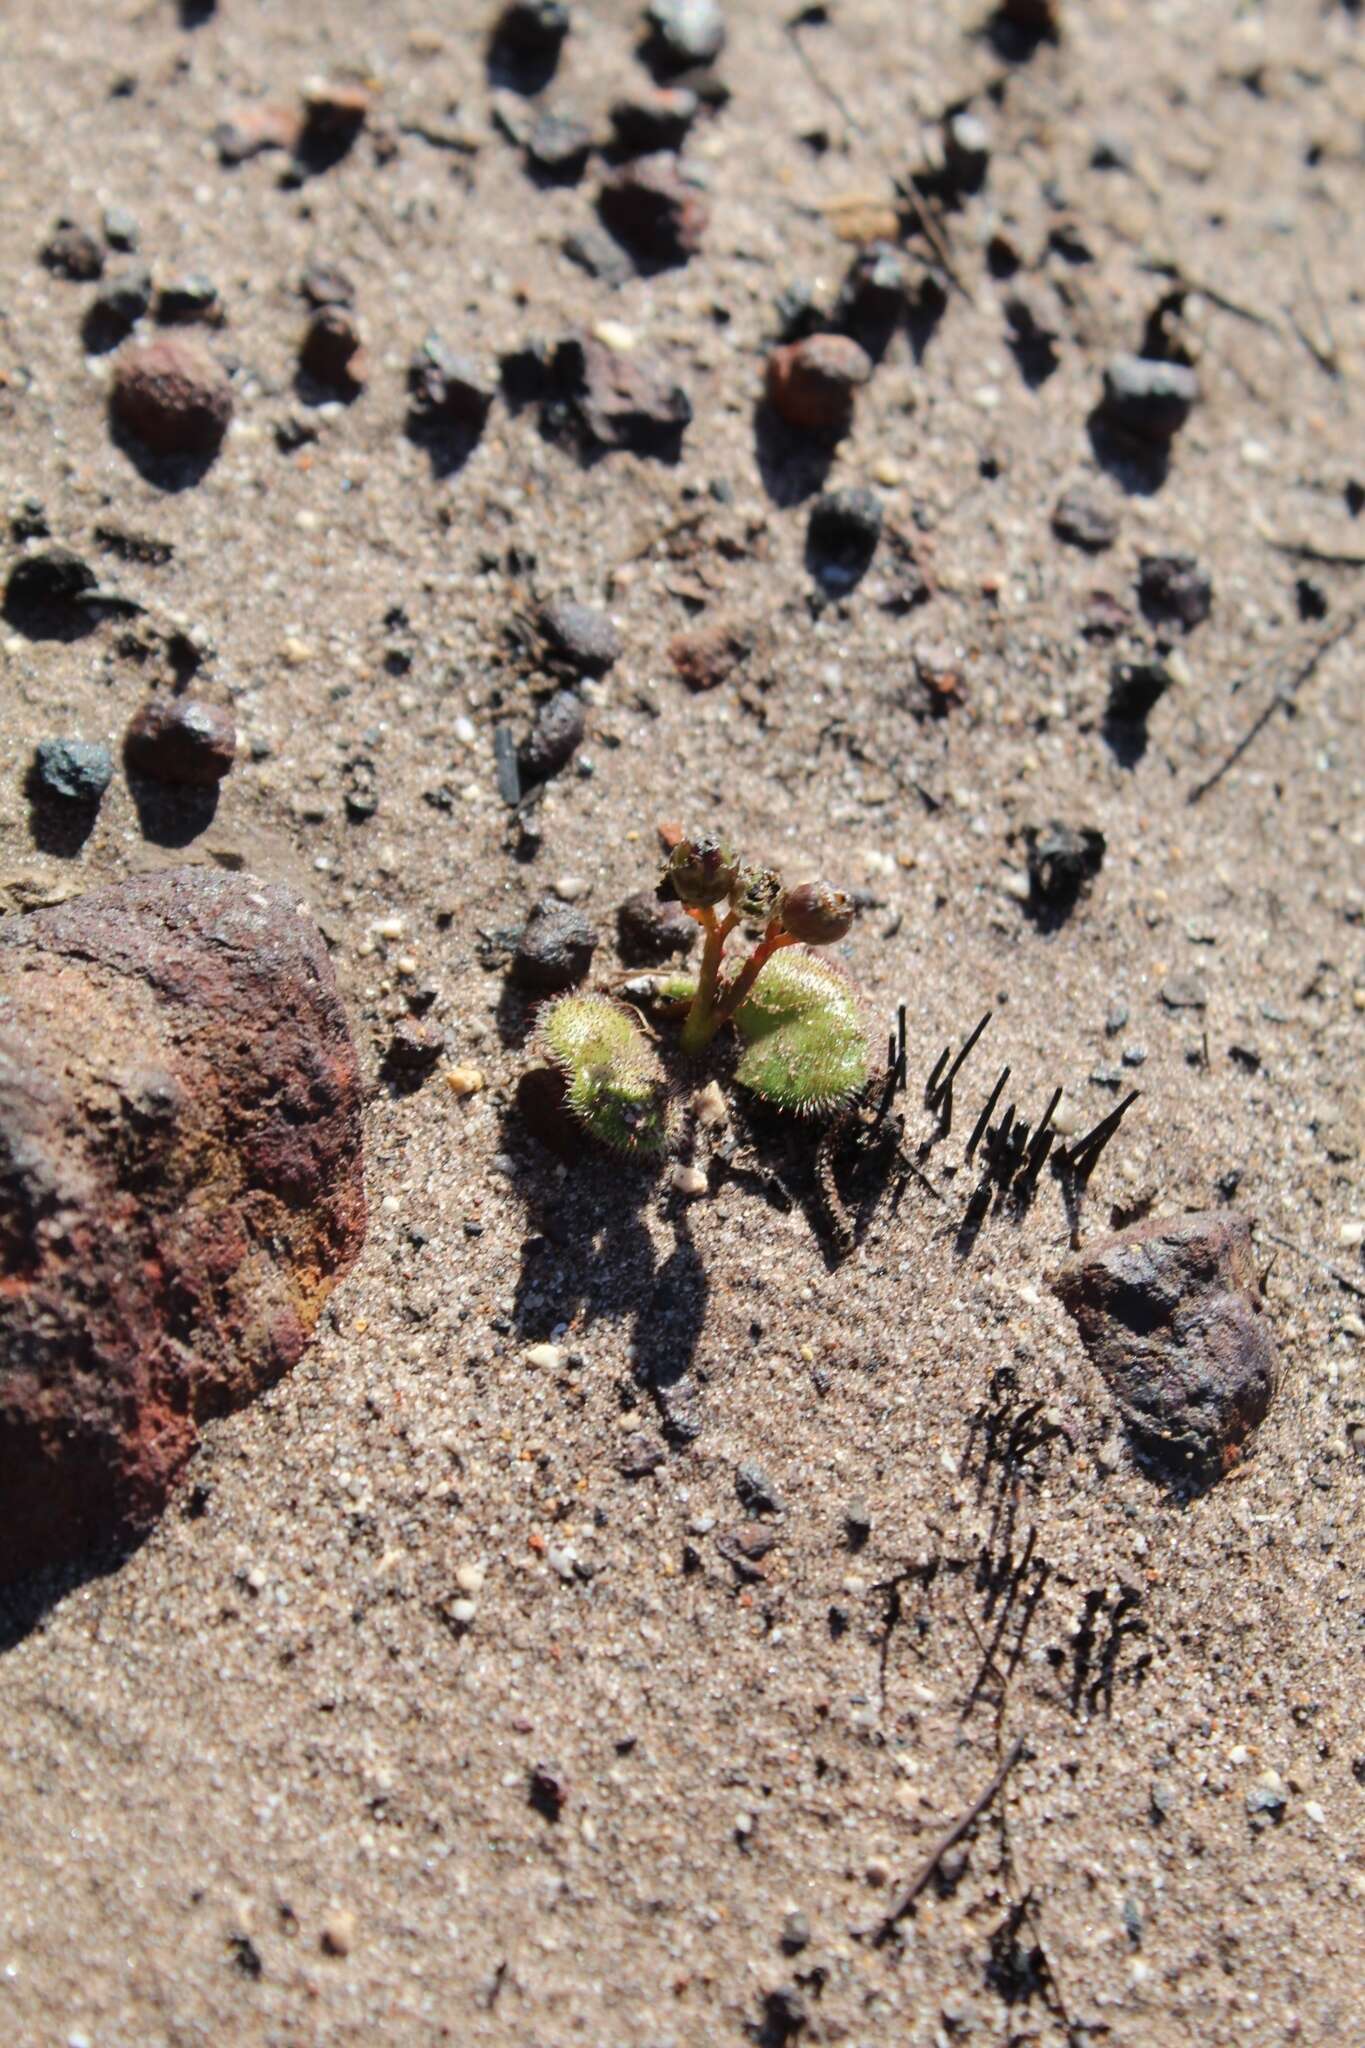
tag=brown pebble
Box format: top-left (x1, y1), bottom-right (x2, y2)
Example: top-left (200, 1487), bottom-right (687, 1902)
top-left (111, 336), bottom-right (234, 457)
top-left (765, 334), bottom-right (873, 436)
top-left (124, 698), bottom-right (237, 787)
top-left (299, 306), bottom-right (367, 392)
top-left (319, 1907), bottom-right (356, 1957)
top-left (386, 1016), bottom-right (446, 1072)
top-left (667, 620), bottom-right (753, 693)
top-left (598, 154), bottom-right (707, 268)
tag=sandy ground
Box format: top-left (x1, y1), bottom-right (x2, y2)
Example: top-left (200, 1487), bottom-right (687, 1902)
top-left (1, 1), bottom-right (1363, 2043)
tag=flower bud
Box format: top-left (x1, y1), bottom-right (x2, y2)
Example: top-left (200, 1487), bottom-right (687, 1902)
top-left (731, 865), bottom-right (782, 924)
top-left (777, 880), bottom-right (855, 945)
top-left (664, 835), bottom-right (740, 908)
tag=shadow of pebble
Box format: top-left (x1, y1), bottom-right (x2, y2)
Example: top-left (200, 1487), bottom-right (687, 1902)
top-left (752, 401), bottom-right (835, 509)
top-left (109, 415), bottom-right (219, 493)
top-left (1085, 410), bottom-right (1171, 495)
top-left (24, 769), bottom-right (102, 858)
top-left (127, 778), bottom-right (220, 847)
top-left (403, 409), bottom-right (482, 481)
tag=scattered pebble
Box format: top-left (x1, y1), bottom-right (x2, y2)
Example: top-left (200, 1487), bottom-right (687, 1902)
top-left (88, 264), bottom-right (154, 342)
top-left (618, 1432), bottom-right (666, 1478)
top-left (1108, 657), bottom-right (1172, 729)
top-left (518, 689), bottom-right (586, 786)
top-left (1137, 552), bottom-right (1212, 631)
top-left (525, 1342), bottom-right (565, 1369)
top-left (42, 219), bottom-right (103, 281)
top-left (599, 155), bottom-right (708, 269)
top-left (512, 901), bottom-right (598, 991)
top-left (1100, 354), bottom-right (1199, 444)
top-left (807, 487), bottom-right (883, 590)
top-left (32, 739), bottom-right (114, 807)
top-left (735, 1460), bottom-right (783, 1516)
top-left (645, 0), bottom-right (727, 71)
top-left (671, 1164), bottom-right (708, 1197)
top-left (692, 1079), bottom-right (727, 1125)
top-left (1052, 485), bottom-right (1118, 552)
top-left (385, 1017), bottom-right (446, 1073)
top-left (537, 597), bottom-right (622, 677)
top-left (527, 109), bottom-right (593, 182)
top-left (668, 619), bottom-right (753, 692)
top-left (610, 85), bottom-right (699, 154)
top-left (1160, 975), bottom-right (1207, 1011)
top-left (299, 306), bottom-right (367, 395)
top-left (111, 335), bottom-right (234, 457)
top-left (4, 548), bottom-right (98, 632)
top-left (616, 890), bottom-right (697, 964)
top-left (155, 275), bottom-right (223, 327)
top-left (766, 334), bottom-right (872, 437)
top-left (320, 1908), bottom-right (356, 1957)
top-left (124, 698), bottom-right (236, 787)
top-left (1023, 821), bottom-right (1106, 916)
top-left (444, 1065), bottom-right (486, 1097)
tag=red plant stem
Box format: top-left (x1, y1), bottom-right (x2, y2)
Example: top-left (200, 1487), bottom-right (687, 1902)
top-left (680, 907), bottom-right (738, 1054)
top-left (713, 922), bottom-right (796, 1025)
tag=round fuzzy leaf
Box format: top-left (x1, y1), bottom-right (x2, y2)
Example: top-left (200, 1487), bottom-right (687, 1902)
top-left (732, 949), bottom-right (869, 1115)
top-left (537, 993), bottom-right (674, 1156)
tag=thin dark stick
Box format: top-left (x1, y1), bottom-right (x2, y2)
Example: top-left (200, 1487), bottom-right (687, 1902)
top-left (924, 1043), bottom-right (951, 1101)
top-left (929, 1011), bottom-right (992, 1108)
top-left (1062, 1091), bottom-right (1140, 1180)
top-left (965, 1066), bottom-right (1010, 1164)
top-left (1188, 608), bottom-right (1364, 804)
top-left (895, 1003), bottom-right (908, 1093)
top-left (1258, 1228), bottom-right (1365, 1303)
top-left (873, 1735), bottom-right (1028, 1946)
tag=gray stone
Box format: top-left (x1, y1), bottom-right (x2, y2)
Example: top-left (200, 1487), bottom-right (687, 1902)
top-left (511, 899), bottom-right (598, 992)
top-left (32, 739), bottom-right (114, 806)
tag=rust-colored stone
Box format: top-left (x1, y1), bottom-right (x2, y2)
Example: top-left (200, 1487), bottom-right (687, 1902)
top-left (1051, 1211), bottom-right (1277, 1482)
top-left (765, 334), bottom-right (873, 437)
top-left (667, 620), bottom-right (754, 693)
top-left (111, 335), bottom-right (234, 457)
top-left (0, 868), bottom-right (366, 1579)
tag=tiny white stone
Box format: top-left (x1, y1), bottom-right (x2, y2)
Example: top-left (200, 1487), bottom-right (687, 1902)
top-left (1338, 1220), bottom-right (1364, 1248)
top-left (554, 875), bottom-right (589, 902)
top-left (525, 1342), bottom-right (565, 1370)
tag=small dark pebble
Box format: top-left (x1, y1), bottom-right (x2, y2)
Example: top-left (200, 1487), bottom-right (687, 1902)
top-left (9, 497), bottom-right (49, 543)
top-left (760, 1985), bottom-right (808, 2044)
top-left (1108, 658), bottom-right (1172, 726)
top-left (511, 899), bottom-right (598, 992)
top-left (716, 1527), bottom-right (776, 1580)
top-left (42, 219), bottom-right (104, 281)
top-left (407, 335), bottom-right (495, 428)
top-left (343, 756), bottom-right (380, 821)
top-left (1121, 1044), bottom-right (1148, 1067)
top-left (528, 1762), bottom-right (569, 1821)
top-left (832, 241), bottom-right (909, 346)
top-left (645, 0), bottom-right (727, 72)
top-left (301, 260), bottom-right (355, 309)
top-left (1161, 975), bottom-right (1207, 1011)
top-left (32, 739), bottom-right (114, 807)
top-left (124, 698), bottom-right (236, 787)
top-left (494, 724), bottom-right (522, 807)
top-left (1296, 576), bottom-right (1328, 622)
top-left (111, 335), bottom-right (233, 457)
top-left (1100, 354), bottom-right (1199, 444)
top-left (298, 81), bottom-right (371, 163)
top-left (766, 333), bottom-right (872, 436)
top-left (1105, 1002), bottom-right (1129, 1035)
top-left (538, 596), bottom-right (621, 676)
top-left (1052, 485), bottom-right (1118, 552)
top-left (1025, 821), bottom-right (1106, 911)
top-left (944, 109), bottom-right (991, 192)
top-left (155, 274), bottom-right (223, 326)
top-left (616, 890), bottom-right (697, 965)
top-left (807, 487), bottom-right (883, 589)
top-left (553, 335), bottom-right (692, 456)
top-left (90, 264), bottom-right (154, 337)
top-left (781, 1910), bottom-right (811, 1955)
top-left (617, 1432), bottom-right (666, 1478)
top-left (494, 0), bottom-right (570, 60)
top-left (843, 1500), bottom-right (872, 1549)
top-left (1080, 589), bottom-right (1132, 641)
top-left (610, 85), bottom-right (699, 155)
top-left (386, 1017), bottom-right (446, 1072)
top-left (518, 689), bottom-right (585, 786)
top-left (1137, 552), bottom-right (1211, 631)
top-left (599, 154), bottom-right (707, 268)
top-left (102, 205), bottom-right (140, 252)
top-left (299, 306), bottom-right (367, 393)
top-left (735, 1459), bottom-right (783, 1516)
top-left (1229, 1044), bottom-right (1261, 1072)
top-left (527, 109), bottom-right (593, 181)
top-left (4, 547), bottom-right (98, 629)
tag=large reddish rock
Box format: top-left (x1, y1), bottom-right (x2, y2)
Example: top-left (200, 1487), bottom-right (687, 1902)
top-left (1051, 1212), bottom-right (1278, 1482)
top-left (0, 868), bottom-right (366, 1579)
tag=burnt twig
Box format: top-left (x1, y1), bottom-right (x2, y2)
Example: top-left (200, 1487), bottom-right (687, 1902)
top-left (873, 1735), bottom-right (1029, 1946)
top-left (1188, 608), bottom-right (1365, 803)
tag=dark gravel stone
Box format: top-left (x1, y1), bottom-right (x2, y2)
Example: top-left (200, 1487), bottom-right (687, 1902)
top-left (807, 486), bottom-right (883, 589)
top-left (1160, 975), bottom-right (1207, 1011)
top-left (528, 1761), bottom-right (569, 1820)
top-left (102, 205), bottom-right (140, 252)
top-left (615, 890), bottom-right (697, 965)
top-left (299, 306), bottom-right (367, 393)
top-left (645, 0), bottom-right (727, 71)
top-left (385, 1016), bottom-right (446, 1072)
top-left (554, 335), bottom-right (692, 456)
top-left (110, 335), bottom-right (233, 456)
top-left (124, 698), bottom-right (237, 788)
top-left (32, 739), bottom-right (114, 807)
top-left (89, 263), bottom-right (154, 338)
top-left (538, 597), bottom-right (622, 676)
top-left (1137, 552), bottom-right (1212, 630)
top-left (610, 85), bottom-right (699, 154)
top-left (832, 242), bottom-right (908, 351)
top-left (1108, 657), bottom-right (1172, 726)
top-left (527, 109), bottom-right (593, 181)
top-left (300, 260), bottom-right (356, 309)
top-left (766, 333), bottom-right (873, 436)
top-left (518, 689), bottom-right (585, 786)
top-left (511, 899), bottom-right (598, 992)
top-left (617, 1431), bottom-right (666, 1478)
top-left (494, 0), bottom-right (570, 59)
top-left (1051, 1212), bottom-right (1278, 1481)
top-left (1023, 821), bottom-right (1106, 913)
top-left (407, 336), bottom-right (495, 428)
top-left (0, 869), bottom-right (366, 1579)
top-left (944, 109), bottom-right (991, 192)
top-left (735, 1459), bottom-right (783, 1516)
top-left (599, 153), bottom-right (707, 268)
top-left (298, 81), bottom-right (370, 167)
top-left (155, 274), bottom-right (223, 326)
top-left (494, 723), bottom-right (523, 806)
top-left (1052, 485), bottom-right (1118, 552)
top-left (4, 548), bottom-right (98, 631)
top-left (42, 219), bottom-right (104, 281)
top-left (1100, 354), bottom-right (1199, 443)
top-left (1004, 287), bottom-right (1061, 385)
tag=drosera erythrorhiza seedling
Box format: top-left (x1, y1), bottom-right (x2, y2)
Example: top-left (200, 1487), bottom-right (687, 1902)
top-left (533, 833), bottom-right (871, 1159)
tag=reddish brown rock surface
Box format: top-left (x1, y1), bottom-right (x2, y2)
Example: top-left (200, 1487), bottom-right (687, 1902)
top-left (765, 334), bottom-right (873, 437)
top-left (0, 867), bottom-right (366, 1579)
top-left (110, 334), bottom-right (234, 457)
top-left (1051, 1211), bottom-right (1278, 1482)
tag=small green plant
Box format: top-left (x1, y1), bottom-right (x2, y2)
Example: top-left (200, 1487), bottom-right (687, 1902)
top-left (536, 836), bottom-right (870, 1157)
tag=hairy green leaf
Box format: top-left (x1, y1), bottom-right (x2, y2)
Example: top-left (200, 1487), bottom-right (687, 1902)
top-left (732, 949), bottom-right (869, 1116)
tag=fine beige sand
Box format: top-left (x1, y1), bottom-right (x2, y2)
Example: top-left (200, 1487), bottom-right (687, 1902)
top-left (1, 3), bottom-right (1363, 2044)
